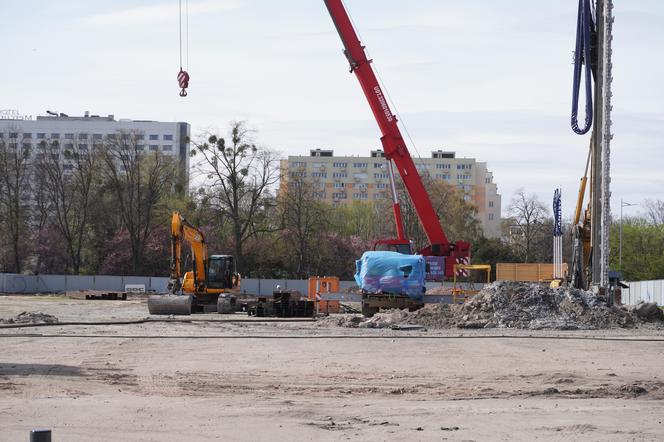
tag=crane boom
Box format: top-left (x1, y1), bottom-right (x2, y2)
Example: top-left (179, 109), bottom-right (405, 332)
top-left (324, 0), bottom-right (470, 276)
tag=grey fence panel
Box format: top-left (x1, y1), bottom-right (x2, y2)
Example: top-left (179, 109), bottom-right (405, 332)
top-left (284, 280), bottom-right (308, 294)
top-left (624, 280), bottom-right (664, 305)
top-left (65, 275), bottom-right (94, 292)
top-left (93, 276), bottom-right (124, 292)
top-left (239, 279), bottom-right (259, 295)
top-left (149, 277), bottom-right (170, 292)
top-left (34, 275), bottom-right (66, 293)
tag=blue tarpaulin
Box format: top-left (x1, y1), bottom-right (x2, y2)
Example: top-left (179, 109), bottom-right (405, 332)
top-left (354, 251), bottom-right (426, 300)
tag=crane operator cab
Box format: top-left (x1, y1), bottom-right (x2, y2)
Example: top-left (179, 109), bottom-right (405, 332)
top-left (206, 255), bottom-right (236, 289)
top-left (373, 239), bottom-right (413, 255)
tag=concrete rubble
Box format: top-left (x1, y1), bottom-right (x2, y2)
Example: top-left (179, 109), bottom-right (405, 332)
top-left (318, 281), bottom-right (664, 330)
top-left (0, 311), bottom-right (59, 325)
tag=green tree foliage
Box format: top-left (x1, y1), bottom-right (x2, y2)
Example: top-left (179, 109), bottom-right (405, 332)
top-left (610, 216), bottom-right (664, 281)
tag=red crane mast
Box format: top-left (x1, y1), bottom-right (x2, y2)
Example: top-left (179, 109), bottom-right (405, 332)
top-left (324, 0), bottom-right (471, 277)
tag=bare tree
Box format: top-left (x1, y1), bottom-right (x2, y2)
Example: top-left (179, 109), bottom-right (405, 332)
top-left (644, 199), bottom-right (664, 225)
top-left (507, 189), bottom-right (549, 263)
top-left (0, 130), bottom-right (32, 273)
top-left (191, 121), bottom-right (280, 273)
top-left (34, 138), bottom-right (100, 273)
top-left (279, 174), bottom-right (329, 278)
top-left (100, 131), bottom-right (178, 274)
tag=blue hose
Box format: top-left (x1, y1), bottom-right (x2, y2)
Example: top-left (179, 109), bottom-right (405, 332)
top-left (571, 0), bottom-right (597, 135)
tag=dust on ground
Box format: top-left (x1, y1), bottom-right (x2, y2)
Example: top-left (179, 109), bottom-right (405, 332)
top-left (318, 281), bottom-right (664, 330)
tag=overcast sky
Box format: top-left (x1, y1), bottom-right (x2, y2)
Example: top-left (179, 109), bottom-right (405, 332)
top-left (2, 0), bottom-right (663, 218)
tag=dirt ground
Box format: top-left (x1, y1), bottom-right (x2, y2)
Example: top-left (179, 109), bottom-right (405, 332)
top-left (1, 294), bottom-right (664, 441)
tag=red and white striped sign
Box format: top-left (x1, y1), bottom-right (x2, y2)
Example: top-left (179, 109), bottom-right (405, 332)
top-left (456, 256), bottom-right (470, 277)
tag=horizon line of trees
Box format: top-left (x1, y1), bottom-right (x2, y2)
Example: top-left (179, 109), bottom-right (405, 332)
top-left (1, 121), bottom-right (662, 282)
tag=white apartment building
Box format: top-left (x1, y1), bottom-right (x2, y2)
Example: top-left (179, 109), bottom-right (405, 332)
top-left (281, 149), bottom-right (502, 238)
top-left (0, 111), bottom-right (190, 179)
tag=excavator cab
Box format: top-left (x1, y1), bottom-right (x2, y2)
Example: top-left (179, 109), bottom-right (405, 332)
top-left (206, 255), bottom-right (235, 289)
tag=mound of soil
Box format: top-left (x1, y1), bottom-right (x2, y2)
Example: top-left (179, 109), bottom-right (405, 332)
top-left (0, 311), bottom-right (59, 325)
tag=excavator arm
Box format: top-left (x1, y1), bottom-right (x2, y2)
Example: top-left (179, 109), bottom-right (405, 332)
top-left (169, 211), bottom-right (209, 293)
top-left (324, 0), bottom-right (471, 277)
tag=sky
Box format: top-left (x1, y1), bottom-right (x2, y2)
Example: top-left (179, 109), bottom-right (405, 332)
top-left (2, 0), bottom-right (663, 219)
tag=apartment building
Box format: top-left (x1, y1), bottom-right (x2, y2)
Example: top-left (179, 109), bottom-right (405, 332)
top-left (0, 111), bottom-right (190, 180)
top-left (281, 149), bottom-right (502, 238)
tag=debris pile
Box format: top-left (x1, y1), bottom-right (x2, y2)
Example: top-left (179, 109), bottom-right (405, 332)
top-left (0, 311), bottom-right (59, 325)
top-left (318, 282), bottom-right (664, 330)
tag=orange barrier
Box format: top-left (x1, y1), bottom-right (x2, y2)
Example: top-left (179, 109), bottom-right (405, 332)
top-left (308, 276), bottom-right (340, 314)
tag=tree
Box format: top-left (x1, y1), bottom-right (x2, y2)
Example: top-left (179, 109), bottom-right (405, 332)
top-left (506, 189), bottom-right (549, 263)
top-left (644, 199), bottom-right (664, 225)
top-left (0, 130), bottom-right (32, 273)
top-left (191, 121), bottom-right (279, 273)
top-left (279, 175), bottom-right (329, 278)
top-left (34, 138), bottom-right (100, 273)
top-left (100, 131), bottom-right (178, 274)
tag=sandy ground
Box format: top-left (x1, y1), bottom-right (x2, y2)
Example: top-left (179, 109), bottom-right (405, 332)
top-left (1, 294), bottom-right (664, 441)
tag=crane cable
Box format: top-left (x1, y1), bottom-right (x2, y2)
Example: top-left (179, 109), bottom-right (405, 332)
top-left (571, 0), bottom-right (597, 135)
top-left (177, 0), bottom-right (190, 97)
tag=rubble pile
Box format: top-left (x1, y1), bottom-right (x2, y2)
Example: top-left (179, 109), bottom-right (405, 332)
top-left (452, 281), bottom-right (635, 330)
top-left (0, 311), bottom-right (59, 325)
top-left (318, 282), bottom-right (664, 330)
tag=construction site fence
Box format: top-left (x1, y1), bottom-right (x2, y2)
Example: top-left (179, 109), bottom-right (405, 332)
top-left (0, 273), bottom-right (482, 297)
top-left (623, 280), bottom-right (664, 306)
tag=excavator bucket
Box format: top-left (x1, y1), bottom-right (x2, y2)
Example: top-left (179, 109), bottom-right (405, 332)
top-left (147, 294), bottom-right (193, 315)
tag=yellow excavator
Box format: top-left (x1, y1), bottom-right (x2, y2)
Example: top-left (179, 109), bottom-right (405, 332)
top-left (147, 211), bottom-right (240, 315)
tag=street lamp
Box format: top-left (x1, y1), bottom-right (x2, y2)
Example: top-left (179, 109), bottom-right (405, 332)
top-left (619, 199), bottom-right (637, 273)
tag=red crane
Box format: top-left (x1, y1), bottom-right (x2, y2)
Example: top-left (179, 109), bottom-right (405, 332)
top-left (324, 0), bottom-right (471, 278)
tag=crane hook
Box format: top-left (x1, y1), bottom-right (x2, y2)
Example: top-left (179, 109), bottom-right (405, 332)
top-left (177, 68), bottom-right (190, 97)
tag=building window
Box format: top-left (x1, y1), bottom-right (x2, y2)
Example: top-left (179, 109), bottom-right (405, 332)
top-left (457, 164), bottom-right (472, 170)
top-left (23, 133), bottom-right (32, 139)
top-left (488, 213), bottom-right (494, 221)
top-left (65, 133), bottom-right (74, 140)
top-left (9, 132), bottom-right (18, 138)
top-left (311, 172), bottom-right (327, 178)
top-left (436, 163), bottom-right (450, 169)
top-left (149, 145), bottom-right (159, 151)
top-left (163, 134), bottom-right (173, 141)
top-left (333, 172), bottom-right (347, 178)
top-left (353, 193), bottom-right (368, 200)
top-left (489, 201), bottom-right (494, 208)
top-left (373, 162), bottom-right (385, 169)
top-left (78, 133), bottom-right (88, 140)
top-left (375, 183), bottom-right (388, 189)
top-left (78, 144), bottom-right (88, 150)
top-left (51, 133), bottom-right (60, 139)
top-left (149, 134), bottom-right (159, 140)
top-left (162, 145), bottom-right (173, 151)
top-left (353, 162), bottom-right (368, 168)
top-left (435, 173), bottom-right (451, 180)
top-left (93, 134), bottom-right (103, 140)
top-left (313, 192), bottom-right (326, 199)
top-left (22, 142), bottom-right (31, 149)
top-left (291, 161), bottom-right (306, 168)
top-left (374, 173), bottom-right (388, 179)
top-left (64, 143), bottom-right (74, 150)
top-left (63, 164), bottom-right (74, 171)
top-left (333, 182), bottom-right (345, 189)
top-left (136, 134), bottom-right (145, 140)
top-left (37, 133), bottom-right (46, 139)
top-left (290, 171), bottom-right (306, 178)
top-left (374, 193), bottom-right (385, 199)
top-left (332, 192), bottom-right (347, 200)
top-left (353, 183), bottom-right (367, 189)
top-left (457, 174), bottom-right (472, 181)
top-left (333, 162), bottom-right (347, 168)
